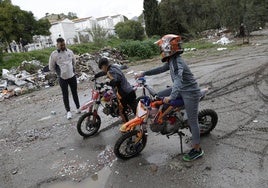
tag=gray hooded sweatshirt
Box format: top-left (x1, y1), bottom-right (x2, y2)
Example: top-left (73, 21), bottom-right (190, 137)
top-left (143, 55), bottom-right (200, 100)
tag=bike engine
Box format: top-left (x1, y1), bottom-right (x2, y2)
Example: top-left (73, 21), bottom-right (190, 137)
top-left (150, 115), bottom-right (184, 135)
top-left (103, 104), bottom-right (112, 115)
top-left (103, 99), bottom-right (119, 117)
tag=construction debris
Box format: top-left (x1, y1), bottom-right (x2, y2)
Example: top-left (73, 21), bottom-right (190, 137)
top-left (0, 48), bottom-right (129, 102)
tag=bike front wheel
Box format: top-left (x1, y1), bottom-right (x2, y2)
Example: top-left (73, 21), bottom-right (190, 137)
top-left (77, 112), bottom-right (101, 137)
top-left (114, 130), bottom-right (147, 160)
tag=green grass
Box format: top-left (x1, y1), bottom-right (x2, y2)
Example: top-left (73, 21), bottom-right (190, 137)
top-left (1, 48), bottom-right (53, 70)
top-left (183, 39), bottom-right (220, 49)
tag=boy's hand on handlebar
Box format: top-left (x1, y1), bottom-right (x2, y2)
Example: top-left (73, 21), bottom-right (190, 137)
top-left (163, 96), bottom-right (171, 104)
top-left (134, 72), bottom-right (144, 79)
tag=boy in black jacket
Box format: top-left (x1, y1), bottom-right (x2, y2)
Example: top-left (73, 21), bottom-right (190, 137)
top-left (96, 58), bottom-right (137, 122)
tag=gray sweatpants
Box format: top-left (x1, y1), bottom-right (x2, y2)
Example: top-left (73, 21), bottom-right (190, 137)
top-left (158, 88), bottom-right (201, 145)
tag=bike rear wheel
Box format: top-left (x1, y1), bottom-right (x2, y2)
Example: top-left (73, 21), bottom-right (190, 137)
top-left (77, 112), bottom-right (101, 137)
top-left (198, 109), bottom-right (218, 136)
top-left (114, 130), bottom-right (147, 160)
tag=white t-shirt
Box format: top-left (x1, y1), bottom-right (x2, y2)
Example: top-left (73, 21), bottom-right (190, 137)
top-left (49, 49), bottom-right (75, 79)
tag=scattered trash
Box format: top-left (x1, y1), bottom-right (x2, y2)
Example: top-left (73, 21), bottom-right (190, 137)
top-left (57, 159), bottom-right (89, 180)
top-left (213, 36), bottom-right (233, 45)
top-left (37, 116), bottom-right (52, 121)
top-left (97, 145), bottom-right (116, 167)
top-left (12, 169), bottom-right (18, 175)
top-left (184, 48), bottom-right (197, 52)
top-left (217, 47), bottom-right (228, 51)
top-left (0, 47), bottom-right (129, 102)
top-left (51, 111), bottom-right (56, 115)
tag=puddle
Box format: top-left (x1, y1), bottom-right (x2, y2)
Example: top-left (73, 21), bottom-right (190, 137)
top-left (48, 167), bottom-right (111, 188)
top-left (146, 153), bottom-right (169, 164)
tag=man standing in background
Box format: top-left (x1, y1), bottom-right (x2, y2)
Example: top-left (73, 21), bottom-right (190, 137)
top-left (49, 37), bottom-right (80, 120)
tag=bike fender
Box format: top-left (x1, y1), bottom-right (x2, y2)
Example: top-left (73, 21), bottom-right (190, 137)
top-left (120, 117), bottom-right (144, 132)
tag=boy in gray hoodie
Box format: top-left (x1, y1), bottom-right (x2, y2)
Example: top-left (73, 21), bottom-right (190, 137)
top-left (135, 34), bottom-right (203, 162)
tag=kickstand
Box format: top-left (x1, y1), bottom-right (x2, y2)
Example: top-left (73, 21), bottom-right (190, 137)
top-left (178, 131), bottom-right (185, 154)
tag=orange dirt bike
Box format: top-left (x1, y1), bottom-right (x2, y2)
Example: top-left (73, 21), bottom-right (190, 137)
top-left (76, 77), bottom-right (156, 137)
top-left (113, 80), bottom-right (218, 160)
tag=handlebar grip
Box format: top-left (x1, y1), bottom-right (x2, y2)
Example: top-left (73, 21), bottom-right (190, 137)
top-left (154, 95), bottom-right (162, 100)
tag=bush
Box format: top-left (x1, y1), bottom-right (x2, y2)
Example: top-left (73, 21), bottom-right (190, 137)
top-left (117, 39), bottom-right (159, 60)
top-left (115, 20), bottom-right (145, 40)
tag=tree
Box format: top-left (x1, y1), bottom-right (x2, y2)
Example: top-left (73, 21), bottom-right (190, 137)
top-left (143, 0), bottom-right (161, 37)
top-left (87, 24), bottom-right (108, 47)
top-left (35, 19), bottom-right (51, 36)
top-left (67, 12), bottom-right (78, 20)
top-left (0, 1), bottom-right (50, 45)
top-left (158, 0), bottom-right (189, 37)
top-left (157, 0), bottom-right (268, 38)
top-left (115, 20), bottom-right (145, 40)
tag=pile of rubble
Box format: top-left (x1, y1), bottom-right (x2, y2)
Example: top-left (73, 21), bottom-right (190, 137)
top-left (0, 48), bottom-right (129, 102)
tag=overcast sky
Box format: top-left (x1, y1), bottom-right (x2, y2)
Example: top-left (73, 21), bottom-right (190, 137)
top-left (11, 0), bottom-right (145, 19)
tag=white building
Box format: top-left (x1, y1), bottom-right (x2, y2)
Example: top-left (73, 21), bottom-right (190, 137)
top-left (72, 17), bottom-right (97, 42)
top-left (111, 15), bottom-right (125, 26)
top-left (35, 14), bottom-right (125, 48)
top-left (73, 17), bottom-right (97, 32)
top-left (96, 15), bottom-right (125, 35)
top-left (49, 18), bottom-right (76, 45)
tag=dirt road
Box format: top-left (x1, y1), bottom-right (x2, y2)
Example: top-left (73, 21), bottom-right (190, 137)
top-left (0, 31), bottom-right (267, 188)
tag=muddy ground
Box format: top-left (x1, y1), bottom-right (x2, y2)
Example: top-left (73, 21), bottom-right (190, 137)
top-left (0, 30), bottom-right (267, 188)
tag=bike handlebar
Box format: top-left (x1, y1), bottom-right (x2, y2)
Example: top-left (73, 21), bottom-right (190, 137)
top-left (91, 77), bottom-right (111, 89)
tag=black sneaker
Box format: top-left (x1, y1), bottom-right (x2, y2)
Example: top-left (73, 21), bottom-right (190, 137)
top-left (183, 148), bottom-right (204, 162)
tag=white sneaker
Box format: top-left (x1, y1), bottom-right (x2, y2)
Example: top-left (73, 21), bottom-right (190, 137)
top-left (67, 111), bottom-right (72, 120)
top-left (75, 108), bottom-right (81, 114)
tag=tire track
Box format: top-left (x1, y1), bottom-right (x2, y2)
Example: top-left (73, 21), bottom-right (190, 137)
top-left (254, 63), bottom-right (268, 102)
